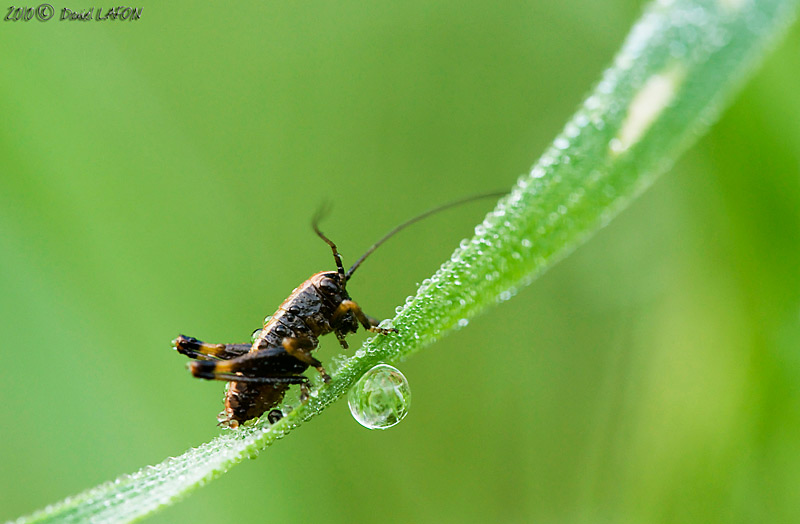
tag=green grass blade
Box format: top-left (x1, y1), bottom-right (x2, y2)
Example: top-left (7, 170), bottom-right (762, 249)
top-left (13, 0), bottom-right (797, 522)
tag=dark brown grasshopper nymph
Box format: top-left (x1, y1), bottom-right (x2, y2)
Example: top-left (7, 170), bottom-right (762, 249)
top-left (173, 193), bottom-right (503, 428)
top-left (173, 222), bottom-right (395, 428)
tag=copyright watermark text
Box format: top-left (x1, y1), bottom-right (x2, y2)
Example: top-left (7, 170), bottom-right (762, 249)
top-left (5, 5), bottom-right (143, 22)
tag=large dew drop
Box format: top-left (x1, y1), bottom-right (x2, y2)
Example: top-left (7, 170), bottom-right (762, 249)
top-left (348, 364), bottom-right (411, 430)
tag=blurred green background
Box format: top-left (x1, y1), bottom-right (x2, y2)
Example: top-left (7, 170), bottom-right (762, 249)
top-left (2, 1), bottom-right (799, 523)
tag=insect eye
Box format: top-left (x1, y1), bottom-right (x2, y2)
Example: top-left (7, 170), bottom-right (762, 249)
top-left (319, 277), bottom-right (340, 293)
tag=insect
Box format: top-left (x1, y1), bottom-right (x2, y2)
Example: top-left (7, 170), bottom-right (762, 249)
top-left (173, 192), bottom-right (503, 428)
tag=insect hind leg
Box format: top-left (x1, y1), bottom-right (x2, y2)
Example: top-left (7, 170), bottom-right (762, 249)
top-left (190, 359), bottom-right (309, 385)
top-left (173, 335), bottom-right (251, 361)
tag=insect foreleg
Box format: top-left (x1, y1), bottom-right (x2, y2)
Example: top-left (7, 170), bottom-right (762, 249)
top-left (173, 335), bottom-right (251, 361)
top-left (331, 300), bottom-right (398, 335)
top-left (335, 331), bottom-right (349, 350)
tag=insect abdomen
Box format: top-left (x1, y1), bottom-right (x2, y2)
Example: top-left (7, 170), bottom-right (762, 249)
top-left (224, 382), bottom-right (290, 428)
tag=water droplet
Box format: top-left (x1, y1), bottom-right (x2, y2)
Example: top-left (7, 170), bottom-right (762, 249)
top-left (251, 329), bottom-right (262, 343)
top-left (585, 95), bottom-right (601, 110)
top-left (565, 123), bottom-right (579, 138)
top-left (348, 364), bottom-right (411, 430)
top-left (263, 315), bottom-right (273, 325)
top-left (609, 138), bottom-right (624, 154)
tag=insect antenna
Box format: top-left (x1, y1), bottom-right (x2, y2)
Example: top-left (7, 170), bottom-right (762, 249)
top-left (312, 203), bottom-right (346, 281)
top-left (345, 191), bottom-right (507, 281)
